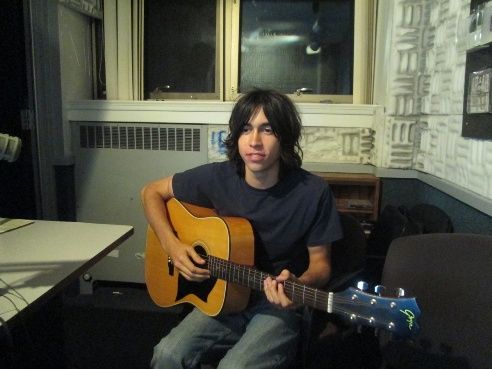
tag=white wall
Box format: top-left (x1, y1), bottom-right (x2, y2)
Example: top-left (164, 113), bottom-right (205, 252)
top-left (374, 0), bottom-right (492, 201)
top-left (28, 0), bottom-right (99, 218)
top-left (58, 4), bottom-right (94, 160)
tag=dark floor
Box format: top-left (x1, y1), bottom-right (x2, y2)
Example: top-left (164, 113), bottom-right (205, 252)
top-left (1, 283), bottom-right (185, 369)
top-left (1, 281), bottom-right (383, 369)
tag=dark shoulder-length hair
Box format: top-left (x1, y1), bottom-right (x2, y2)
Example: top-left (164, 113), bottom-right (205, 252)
top-left (223, 88), bottom-right (303, 177)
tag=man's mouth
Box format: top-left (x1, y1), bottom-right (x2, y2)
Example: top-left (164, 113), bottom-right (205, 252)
top-left (246, 153), bottom-right (265, 161)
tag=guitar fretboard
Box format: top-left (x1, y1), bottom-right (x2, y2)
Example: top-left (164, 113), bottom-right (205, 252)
top-left (207, 255), bottom-right (333, 313)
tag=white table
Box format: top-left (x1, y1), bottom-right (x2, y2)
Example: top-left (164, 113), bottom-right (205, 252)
top-left (0, 220), bottom-right (133, 323)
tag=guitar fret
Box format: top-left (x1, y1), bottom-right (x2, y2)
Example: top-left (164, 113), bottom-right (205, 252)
top-left (208, 256), bottom-right (214, 274)
top-left (327, 292), bottom-right (333, 313)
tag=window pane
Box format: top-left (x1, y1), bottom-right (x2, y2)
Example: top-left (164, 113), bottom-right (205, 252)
top-left (144, 0), bottom-right (217, 98)
top-left (239, 0), bottom-right (354, 95)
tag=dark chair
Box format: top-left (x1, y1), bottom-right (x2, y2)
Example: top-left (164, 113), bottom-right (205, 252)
top-left (379, 233), bottom-right (492, 369)
top-left (303, 213), bottom-right (371, 369)
top-left (367, 203), bottom-right (454, 258)
top-left (408, 204), bottom-right (453, 233)
top-left (329, 213), bottom-right (368, 290)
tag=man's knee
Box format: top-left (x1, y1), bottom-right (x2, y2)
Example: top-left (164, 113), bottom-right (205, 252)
top-left (150, 338), bottom-right (183, 369)
top-left (218, 352), bottom-right (291, 369)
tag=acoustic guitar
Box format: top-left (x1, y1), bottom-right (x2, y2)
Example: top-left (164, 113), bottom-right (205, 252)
top-left (145, 198), bottom-right (421, 338)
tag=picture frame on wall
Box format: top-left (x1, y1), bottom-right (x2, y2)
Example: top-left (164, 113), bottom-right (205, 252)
top-left (467, 1), bottom-right (492, 49)
top-left (467, 68), bottom-right (492, 114)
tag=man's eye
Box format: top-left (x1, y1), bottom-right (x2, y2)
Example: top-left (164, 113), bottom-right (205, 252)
top-left (263, 126), bottom-right (273, 134)
top-left (242, 125), bottom-right (251, 133)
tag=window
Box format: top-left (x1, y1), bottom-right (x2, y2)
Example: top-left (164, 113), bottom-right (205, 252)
top-left (235, 0), bottom-right (354, 98)
top-left (144, 0), bottom-right (222, 100)
top-left (105, 0), bottom-right (375, 103)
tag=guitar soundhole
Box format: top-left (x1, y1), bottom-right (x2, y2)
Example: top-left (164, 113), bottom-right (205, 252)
top-left (176, 244), bottom-right (218, 303)
top-left (193, 245), bottom-right (208, 267)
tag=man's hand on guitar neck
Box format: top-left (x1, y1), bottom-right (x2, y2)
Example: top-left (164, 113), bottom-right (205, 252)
top-left (168, 240), bottom-right (210, 282)
top-left (263, 270), bottom-right (299, 309)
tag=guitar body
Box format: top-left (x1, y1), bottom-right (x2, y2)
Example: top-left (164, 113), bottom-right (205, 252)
top-left (145, 198), bottom-right (255, 316)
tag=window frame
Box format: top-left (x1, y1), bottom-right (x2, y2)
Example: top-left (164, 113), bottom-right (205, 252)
top-left (106, 0), bottom-right (376, 103)
top-left (226, 0), bottom-right (376, 104)
top-left (146, 0), bottom-right (224, 101)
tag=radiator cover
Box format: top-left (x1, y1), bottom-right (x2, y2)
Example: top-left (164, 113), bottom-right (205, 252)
top-left (72, 122), bottom-right (207, 282)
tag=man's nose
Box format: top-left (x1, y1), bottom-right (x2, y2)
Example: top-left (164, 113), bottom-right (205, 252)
top-left (249, 130), bottom-right (261, 146)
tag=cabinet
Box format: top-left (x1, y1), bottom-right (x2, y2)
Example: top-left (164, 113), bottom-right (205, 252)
top-left (313, 172), bottom-right (381, 221)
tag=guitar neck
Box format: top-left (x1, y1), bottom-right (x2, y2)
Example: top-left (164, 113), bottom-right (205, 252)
top-left (207, 255), bottom-right (332, 312)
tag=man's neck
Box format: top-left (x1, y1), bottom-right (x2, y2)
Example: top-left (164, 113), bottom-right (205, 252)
top-left (244, 170), bottom-right (279, 190)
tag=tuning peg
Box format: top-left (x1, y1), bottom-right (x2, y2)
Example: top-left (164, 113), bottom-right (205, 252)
top-left (374, 285), bottom-right (385, 296)
top-left (356, 281), bottom-right (369, 291)
top-left (397, 288), bottom-right (405, 297)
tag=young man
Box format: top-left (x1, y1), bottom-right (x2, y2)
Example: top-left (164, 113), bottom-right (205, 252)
top-left (141, 89), bottom-right (342, 369)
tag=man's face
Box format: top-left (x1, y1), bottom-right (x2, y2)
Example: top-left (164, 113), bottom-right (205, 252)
top-left (238, 108), bottom-right (281, 188)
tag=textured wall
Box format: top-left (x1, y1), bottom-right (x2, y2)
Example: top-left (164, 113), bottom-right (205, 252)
top-left (208, 125), bottom-right (374, 164)
top-left (378, 0), bottom-right (492, 200)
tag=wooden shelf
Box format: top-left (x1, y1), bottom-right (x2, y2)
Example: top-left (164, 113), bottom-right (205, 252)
top-left (313, 172), bottom-right (381, 221)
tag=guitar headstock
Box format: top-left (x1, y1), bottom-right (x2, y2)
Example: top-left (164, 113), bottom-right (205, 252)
top-left (332, 285), bottom-right (421, 338)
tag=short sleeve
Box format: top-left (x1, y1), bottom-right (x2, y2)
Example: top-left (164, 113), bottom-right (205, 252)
top-left (172, 164), bottom-right (216, 208)
top-left (305, 187), bottom-right (343, 246)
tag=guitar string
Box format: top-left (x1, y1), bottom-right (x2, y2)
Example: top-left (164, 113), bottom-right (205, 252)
top-left (208, 259), bottom-right (401, 327)
top-left (208, 257), bottom-right (391, 325)
top-left (207, 256), bottom-right (382, 309)
top-left (208, 256), bottom-right (366, 301)
top-left (204, 257), bottom-right (406, 330)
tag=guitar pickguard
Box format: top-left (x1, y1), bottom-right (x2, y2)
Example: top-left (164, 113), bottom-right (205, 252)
top-left (175, 244), bottom-right (217, 303)
top-left (176, 275), bottom-right (218, 303)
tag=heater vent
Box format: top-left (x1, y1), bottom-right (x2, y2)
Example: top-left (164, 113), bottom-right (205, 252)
top-left (79, 124), bottom-right (201, 152)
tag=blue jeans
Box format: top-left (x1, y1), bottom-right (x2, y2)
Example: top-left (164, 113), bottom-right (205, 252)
top-left (151, 294), bottom-right (302, 369)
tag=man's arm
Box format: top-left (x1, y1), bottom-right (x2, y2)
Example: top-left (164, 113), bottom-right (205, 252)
top-left (140, 176), bottom-right (210, 281)
top-left (263, 244), bottom-right (331, 309)
top-left (297, 244), bottom-right (332, 287)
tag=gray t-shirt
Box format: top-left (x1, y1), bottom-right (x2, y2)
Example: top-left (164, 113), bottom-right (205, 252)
top-left (173, 161), bottom-right (342, 276)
